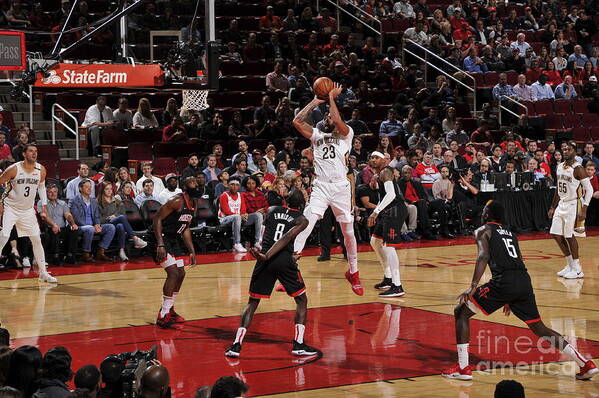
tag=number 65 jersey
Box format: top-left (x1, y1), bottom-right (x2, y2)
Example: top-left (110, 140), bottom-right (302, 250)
top-left (261, 206), bottom-right (303, 255)
top-left (310, 127), bottom-right (353, 180)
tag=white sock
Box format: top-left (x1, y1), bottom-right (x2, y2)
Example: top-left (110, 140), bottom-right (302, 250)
top-left (457, 343), bottom-right (469, 369)
top-left (571, 258), bottom-right (581, 271)
top-left (234, 327), bottom-right (247, 344)
top-left (295, 324), bottom-right (305, 344)
top-left (563, 344), bottom-right (587, 367)
top-left (383, 246), bottom-right (401, 286)
top-left (566, 255), bottom-right (573, 265)
top-left (173, 291), bottom-right (179, 302)
top-left (160, 296), bottom-right (174, 317)
top-left (341, 222), bottom-right (358, 273)
top-left (370, 236), bottom-right (392, 278)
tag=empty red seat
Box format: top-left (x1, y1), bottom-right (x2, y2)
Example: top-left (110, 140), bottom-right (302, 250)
top-left (544, 114), bottom-right (563, 129)
top-left (506, 71), bottom-right (519, 85)
top-left (572, 99), bottom-right (590, 114)
top-left (590, 126), bottom-right (599, 141)
top-left (58, 159), bottom-right (81, 180)
top-left (484, 72), bottom-right (499, 87)
top-left (521, 101), bottom-right (535, 115)
top-left (151, 157), bottom-right (176, 177)
top-left (572, 127), bottom-right (591, 142)
top-left (128, 142), bottom-right (153, 161)
top-left (581, 113), bottom-right (599, 125)
top-left (563, 113), bottom-right (582, 127)
top-left (553, 100), bottom-right (571, 114)
top-left (534, 100), bottom-right (553, 115)
top-left (470, 73), bottom-right (485, 88)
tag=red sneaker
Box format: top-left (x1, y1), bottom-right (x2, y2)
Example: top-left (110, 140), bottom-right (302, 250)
top-left (345, 270), bottom-right (364, 296)
top-left (442, 364), bottom-right (473, 380)
top-left (275, 284), bottom-right (286, 292)
top-left (156, 310), bottom-right (176, 329)
top-left (576, 360), bottom-right (599, 380)
top-left (169, 307), bottom-right (185, 323)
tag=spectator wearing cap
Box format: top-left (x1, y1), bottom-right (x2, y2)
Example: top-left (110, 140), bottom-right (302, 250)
top-left (449, 8), bottom-right (466, 30)
top-left (513, 74), bottom-right (537, 101)
top-left (531, 73), bottom-right (555, 100)
top-left (0, 131), bottom-right (13, 161)
top-left (583, 75), bottom-right (599, 97)
top-left (393, 0), bottom-right (415, 19)
top-left (523, 6), bottom-right (539, 29)
top-left (322, 34), bottom-right (344, 57)
top-left (266, 62), bottom-right (290, 94)
top-left (259, 6), bottom-right (282, 31)
top-left (510, 33), bottom-right (532, 56)
top-left (446, 0), bottom-right (462, 17)
top-left (316, 8), bottom-right (337, 33)
top-left (159, 174), bottom-right (182, 204)
top-left (554, 75), bottom-right (578, 99)
top-left (463, 47), bottom-right (488, 73)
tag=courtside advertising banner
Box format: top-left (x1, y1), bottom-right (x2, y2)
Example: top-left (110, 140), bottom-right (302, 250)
top-left (35, 63), bottom-right (165, 87)
top-left (0, 31), bottom-right (26, 70)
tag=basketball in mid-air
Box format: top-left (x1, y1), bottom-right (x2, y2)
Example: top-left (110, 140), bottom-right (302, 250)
top-left (313, 77), bottom-right (334, 100)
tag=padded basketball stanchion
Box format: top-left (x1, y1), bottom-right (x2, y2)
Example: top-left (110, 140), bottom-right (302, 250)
top-left (101, 145), bottom-right (113, 166)
top-left (128, 159), bottom-right (139, 181)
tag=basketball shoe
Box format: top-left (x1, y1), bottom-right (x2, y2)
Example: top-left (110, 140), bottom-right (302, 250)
top-left (156, 311), bottom-right (176, 329)
top-left (576, 360), bottom-right (598, 380)
top-left (38, 271), bottom-right (58, 283)
top-left (345, 270), bottom-right (364, 296)
top-left (563, 268), bottom-right (584, 279)
top-left (169, 307), bottom-right (185, 323)
top-left (379, 284), bottom-right (405, 297)
top-left (442, 364), bottom-right (473, 380)
top-left (225, 343), bottom-right (242, 358)
top-left (557, 264), bottom-right (570, 277)
top-left (292, 341), bottom-right (318, 356)
top-left (374, 277), bottom-right (392, 290)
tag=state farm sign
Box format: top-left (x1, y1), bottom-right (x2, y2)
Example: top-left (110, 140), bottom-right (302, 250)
top-left (35, 63), bottom-right (164, 87)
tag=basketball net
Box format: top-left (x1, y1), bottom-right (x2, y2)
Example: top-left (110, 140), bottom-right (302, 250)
top-left (182, 89), bottom-right (210, 111)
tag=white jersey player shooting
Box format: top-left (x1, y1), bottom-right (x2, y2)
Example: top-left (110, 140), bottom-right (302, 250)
top-left (548, 141), bottom-right (593, 279)
top-left (0, 144), bottom-right (57, 283)
top-left (292, 83), bottom-right (363, 296)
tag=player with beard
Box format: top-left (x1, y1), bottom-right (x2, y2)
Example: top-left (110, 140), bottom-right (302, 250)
top-left (225, 189), bottom-right (318, 357)
top-left (549, 141), bottom-right (593, 279)
top-left (443, 201), bottom-right (598, 381)
top-left (367, 151), bottom-right (408, 297)
top-left (291, 84), bottom-right (363, 295)
top-left (153, 176), bottom-right (199, 328)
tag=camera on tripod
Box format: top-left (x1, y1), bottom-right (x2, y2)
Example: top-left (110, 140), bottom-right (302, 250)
top-left (104, 345), bottom-right (158, 398)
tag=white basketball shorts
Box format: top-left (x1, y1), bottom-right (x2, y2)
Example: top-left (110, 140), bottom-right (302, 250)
top-left (550, 199), bottom-right (586, 238)
top-left (305, 179), bottom-right (352, 223)
top-left (1, 206), bottom-right (40, 238)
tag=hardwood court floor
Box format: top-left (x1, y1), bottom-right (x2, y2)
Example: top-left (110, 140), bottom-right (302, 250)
top-left (1, 233), bottom-right (598, 397)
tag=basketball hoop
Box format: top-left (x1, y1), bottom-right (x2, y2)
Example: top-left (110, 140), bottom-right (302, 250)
top-left (182, 89), bottom-right (210, 111)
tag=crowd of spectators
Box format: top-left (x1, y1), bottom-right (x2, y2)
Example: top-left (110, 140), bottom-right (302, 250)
top-left (2, 0), bottom-right (599, 264)
top-left (0, 326), bottom-right (249, 398)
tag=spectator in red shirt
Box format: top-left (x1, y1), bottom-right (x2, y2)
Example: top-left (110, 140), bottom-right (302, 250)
top-left (242, 175), bottom-right (269, 215)
top-left (259, 6), bottom-right (282, 31)
top-left (415, 152), bottom-right (442, 188)
top-left (321, 34), bottom-right (344, 57)
top-left (316, 8), bottom-right (337, 33)
top-left (543, 60), bottom-right (563, 87)
top-left (0, 132), bottom-right (13, 161)
top-left (162, 116), bottom-right (187, 142)
top-left (453, 22), bottom-right (473, 42)
top-left (533, 149), bottom-right (552, 179)
top-left (398, 165), bottom-right (450, 239)
top-left (218, 178), bottom-right (263, 253)
top-left (586, 162), bottom-right (599, 225)
top-left (449, 9), bottom-right (467, 30)
top-left (243, 33), bottom-right (265, 62)
top-left (470, 123), bottom-right (493, 147)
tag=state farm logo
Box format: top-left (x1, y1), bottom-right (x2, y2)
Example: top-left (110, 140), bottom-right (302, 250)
top-left (41, 68), bottom-right (128, 85)
top-left (42, 70), bottom-right (60, 84)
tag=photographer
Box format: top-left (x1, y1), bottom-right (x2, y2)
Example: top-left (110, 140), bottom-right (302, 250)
top-left (139, 364), bottom-right (170, 398)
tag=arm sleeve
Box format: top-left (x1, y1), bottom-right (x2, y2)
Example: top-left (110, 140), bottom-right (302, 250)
top-left (581, 177), bottom-right (594, 206)
top-left (373, 180), bottom-right (396, 215)
top-left (38, 180), bottom-right (48, 206)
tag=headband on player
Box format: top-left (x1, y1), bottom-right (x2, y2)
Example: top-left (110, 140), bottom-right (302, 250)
top-left (370, 151), bottom-right (385, 159)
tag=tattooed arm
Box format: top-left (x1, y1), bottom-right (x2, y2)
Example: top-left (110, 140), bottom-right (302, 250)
top-left (293, 96), bottom-right (325, 140)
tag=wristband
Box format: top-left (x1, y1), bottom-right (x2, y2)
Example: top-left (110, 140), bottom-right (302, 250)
top-left (157, 245), bottom-right (165, 248)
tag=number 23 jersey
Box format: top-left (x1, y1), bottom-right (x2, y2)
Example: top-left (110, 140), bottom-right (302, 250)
top-left (261, 206), bottom-right (303, 255)
top-left (310, 127), bottom-right (353, 180)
